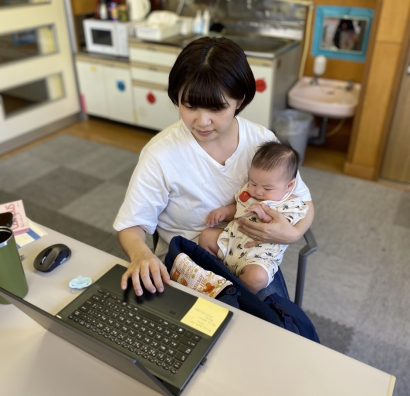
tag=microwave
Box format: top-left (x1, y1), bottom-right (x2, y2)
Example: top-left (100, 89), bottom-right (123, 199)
top-left (83, 19), bottom-right (131, 57)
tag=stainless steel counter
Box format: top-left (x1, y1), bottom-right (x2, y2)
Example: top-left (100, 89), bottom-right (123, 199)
top-left (133, 33), bottom-right (300, 60)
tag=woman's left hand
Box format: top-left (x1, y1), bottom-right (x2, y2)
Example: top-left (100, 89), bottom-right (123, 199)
top-left (237, 203), bottom-right (301, 246)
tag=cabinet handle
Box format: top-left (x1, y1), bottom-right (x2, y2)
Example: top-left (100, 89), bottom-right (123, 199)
top-left (147, 92), bottom-right (156, 104)
top-left (117, 81), bottom-right (126, 92)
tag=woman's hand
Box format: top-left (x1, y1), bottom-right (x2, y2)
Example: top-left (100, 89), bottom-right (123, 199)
top-left (238, 201), bottom-right (314, 245)
top-left (247, 203), bottom-right (273, 223)
top-left (118, 227), bottom-right (171, 296)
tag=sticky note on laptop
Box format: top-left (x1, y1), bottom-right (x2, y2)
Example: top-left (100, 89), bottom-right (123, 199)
top-left (181, 297), bottom-right (229, 336)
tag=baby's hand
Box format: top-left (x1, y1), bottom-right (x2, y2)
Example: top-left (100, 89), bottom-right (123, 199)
top-left (206, 208), bottom-right (228, 227)
top-left (247, 203), bottom-right (273, 223)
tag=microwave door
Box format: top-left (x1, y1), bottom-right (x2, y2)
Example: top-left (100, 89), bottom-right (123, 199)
top-left (91, 28), bottom-right (113, 47)
top-left (87, 26), bottom-right (115, 55)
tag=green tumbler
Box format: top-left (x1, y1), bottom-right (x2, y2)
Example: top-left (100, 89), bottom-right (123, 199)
top-left (0, 226), bottom-right (29, 304)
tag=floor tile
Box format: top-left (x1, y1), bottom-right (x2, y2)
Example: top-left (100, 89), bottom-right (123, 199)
top-left (65, 145), bottom-right (138, 180)
top-left (306, 311), bottom-right (353, 354)
top-left (26, 135), bottom-right (103, 165)
top-left (59, 181), bottom-right (127, 231)
top-left (394, 191), bottom-right (410, 229)
top-left (14, 167), bottom-right (102, 211)
top-left (0, 151), bottom-right (58, 191)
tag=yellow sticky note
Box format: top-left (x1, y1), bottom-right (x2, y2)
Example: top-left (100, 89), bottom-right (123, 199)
top-left (181, 297), bottom-right (229, 337)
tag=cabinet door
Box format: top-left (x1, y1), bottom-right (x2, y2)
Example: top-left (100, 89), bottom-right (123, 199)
top-left (241, 61), bottom-right (274, 128)
top-left (76, 61), bottom-right (108, 117)
top-left (131, 65), bottom-right (170, 85)
top-left (133, 84), bottom-right (179, 130)
top-left (104, 65), bottom-right (134, 124)
top-left (129, 44), bottom-right (180, 67)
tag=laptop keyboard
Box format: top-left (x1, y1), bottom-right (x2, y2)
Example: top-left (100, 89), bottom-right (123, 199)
top-left (68, 289), bottom-right (202, 375)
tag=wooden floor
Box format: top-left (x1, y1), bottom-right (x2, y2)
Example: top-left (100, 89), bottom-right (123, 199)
top-left (2, 116), bottom-right (408, 191)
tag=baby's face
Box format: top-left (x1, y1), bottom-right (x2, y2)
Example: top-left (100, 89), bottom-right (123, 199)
top-left (247, 166), bottom-right (294, 202)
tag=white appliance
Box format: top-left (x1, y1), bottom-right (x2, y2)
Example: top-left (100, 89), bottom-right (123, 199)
top-left (83, 19), bottom-right (131, 57)
top-left (127, 0), bottom-right (150, 21)
top-left (134, 11), bottom-right (180, 41)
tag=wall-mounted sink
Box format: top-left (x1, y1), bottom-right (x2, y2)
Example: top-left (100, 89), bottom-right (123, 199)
top-left (288, 77), bottom-right (361, 118)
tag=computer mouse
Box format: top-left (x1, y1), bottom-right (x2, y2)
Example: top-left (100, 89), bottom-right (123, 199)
top-left (33, 243), bottom-right (71, 273)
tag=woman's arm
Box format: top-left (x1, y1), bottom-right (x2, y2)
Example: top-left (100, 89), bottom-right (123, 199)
top-left (238, 201), bottom-right (315, 244)
top-left (118, 226), bottom-right (171, 296)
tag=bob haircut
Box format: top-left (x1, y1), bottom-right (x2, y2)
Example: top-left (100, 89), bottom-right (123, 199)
top-left (168, 36), bottom-right (256, 115)
top-left (251, 141), bottom-right (300, 181)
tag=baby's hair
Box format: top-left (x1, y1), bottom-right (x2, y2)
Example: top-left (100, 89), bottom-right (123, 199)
top-left (251, 141), bottom-right (299, 181)
top-left (168, 36), bottom-right (255, 115)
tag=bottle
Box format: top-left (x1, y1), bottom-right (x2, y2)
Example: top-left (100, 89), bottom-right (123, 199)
top-left (117, 3), bottom-right (129, 22)
top-left (193, 10), bottom-right (203, 35)
top-left (110, 1), bottom-right (119, 21)
top-left (99, 0), bottom-right (108, 20)
top-left (202, 9), bottom-right (210, 35)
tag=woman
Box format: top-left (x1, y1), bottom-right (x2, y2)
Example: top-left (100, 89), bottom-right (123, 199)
top-left (114, 37), bottom-right (314, 296)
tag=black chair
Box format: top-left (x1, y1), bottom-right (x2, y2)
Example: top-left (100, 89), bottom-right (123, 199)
top-left (152, 229), bottom-right (318, 308)
top-left (294, 229), bottom-right (318, 307)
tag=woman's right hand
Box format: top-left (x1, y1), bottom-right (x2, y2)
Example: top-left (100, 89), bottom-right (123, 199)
top-left (118, 227), bottom-right (171, 296)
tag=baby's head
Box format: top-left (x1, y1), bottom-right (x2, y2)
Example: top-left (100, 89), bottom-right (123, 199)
top-left (248, 142), bottom-right (299, 202)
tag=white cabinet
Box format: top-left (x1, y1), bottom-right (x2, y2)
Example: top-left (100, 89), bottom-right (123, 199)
top-left (129, 39), bottom-right (180, 130)
top-left (241, 58), bottom-right (275, 128)
top-left (133, 82), bottom-right (179, 130)
top-left (76, 55), bottom-right (134, 124)
top-left (74, 40), bottom-right (300, 132)
top-left (242, 45), bottom-right (301, 128)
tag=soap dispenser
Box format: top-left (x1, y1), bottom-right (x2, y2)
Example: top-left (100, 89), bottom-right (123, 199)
top-left (202, 9), bottom-right (210, 35)
top-left (193, 10), bottom-right (203, 34)
top-left (311, 55), bottom-right (327, 85)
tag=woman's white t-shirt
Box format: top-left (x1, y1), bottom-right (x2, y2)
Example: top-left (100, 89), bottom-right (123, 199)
top-left (113, 117), bottom-right (311, 258)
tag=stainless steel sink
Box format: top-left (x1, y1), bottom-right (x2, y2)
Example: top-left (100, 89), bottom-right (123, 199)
top-left (164, 33), bottom-right (298, 59)
top-left (222, 34), bottom-right (292, 53)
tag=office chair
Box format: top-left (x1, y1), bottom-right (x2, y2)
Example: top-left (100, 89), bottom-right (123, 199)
top-left (152, 229), bottom-right (318, 308)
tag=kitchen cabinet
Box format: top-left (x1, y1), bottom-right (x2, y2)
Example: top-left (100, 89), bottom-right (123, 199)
top-left (76, 54), bottom-right (134, 124)
top-left (241, 58), bottom-right (275, 128)
top-left (129, 40), bottom-right (180, 130)
top-left (75, 39), bottom-right (300, 132)
top-left (242, 45), bottom-right (301, 128)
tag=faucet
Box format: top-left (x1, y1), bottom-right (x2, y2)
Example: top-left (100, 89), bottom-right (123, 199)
top-left (345, 81), bottom-right (355, 91)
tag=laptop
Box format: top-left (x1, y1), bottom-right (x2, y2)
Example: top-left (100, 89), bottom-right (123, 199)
top-left (0, 264), bottom-right (233, 395)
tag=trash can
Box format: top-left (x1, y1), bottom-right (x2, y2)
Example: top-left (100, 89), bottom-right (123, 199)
top-left (272, 109), bottom-right (315, 164)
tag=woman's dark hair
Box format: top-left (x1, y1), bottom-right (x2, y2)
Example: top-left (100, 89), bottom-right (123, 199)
top-left (251, 141), bottom-right (299, 180)
top-left (168, 36), bottom-right (256, 115)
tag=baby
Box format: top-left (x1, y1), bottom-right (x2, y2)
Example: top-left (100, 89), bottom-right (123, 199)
top-left (199, 141), bottom-right (309, 294)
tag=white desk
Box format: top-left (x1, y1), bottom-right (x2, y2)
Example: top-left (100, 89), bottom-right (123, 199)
top-left (0, 226), bottom-right (396, 396)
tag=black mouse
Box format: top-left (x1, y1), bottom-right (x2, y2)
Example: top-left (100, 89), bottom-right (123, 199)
top-left (33, 243), bottom-right (71, 272)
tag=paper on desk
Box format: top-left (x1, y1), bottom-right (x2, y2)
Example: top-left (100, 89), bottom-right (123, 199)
top-left (181, 297), bottom-right (229, 337)
top-left (15, 221), bottom-right (47, 248)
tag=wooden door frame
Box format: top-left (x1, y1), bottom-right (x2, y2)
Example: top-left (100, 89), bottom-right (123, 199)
top-left (344, 0), bottom-right (410, 180)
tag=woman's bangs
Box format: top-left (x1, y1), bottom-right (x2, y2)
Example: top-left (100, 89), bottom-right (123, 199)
top-left (181, 76), bottom-right (227, 109)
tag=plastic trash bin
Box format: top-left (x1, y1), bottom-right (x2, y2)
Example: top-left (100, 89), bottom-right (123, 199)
top-left (272, 109), bottom-right (315, 164)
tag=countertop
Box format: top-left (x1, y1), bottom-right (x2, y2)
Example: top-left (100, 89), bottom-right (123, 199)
top-left (130, 32), bottom-right (300, 60)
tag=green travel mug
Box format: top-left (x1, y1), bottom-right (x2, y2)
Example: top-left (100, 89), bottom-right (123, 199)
top-left (0, 226), bottom-right (29, 304)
